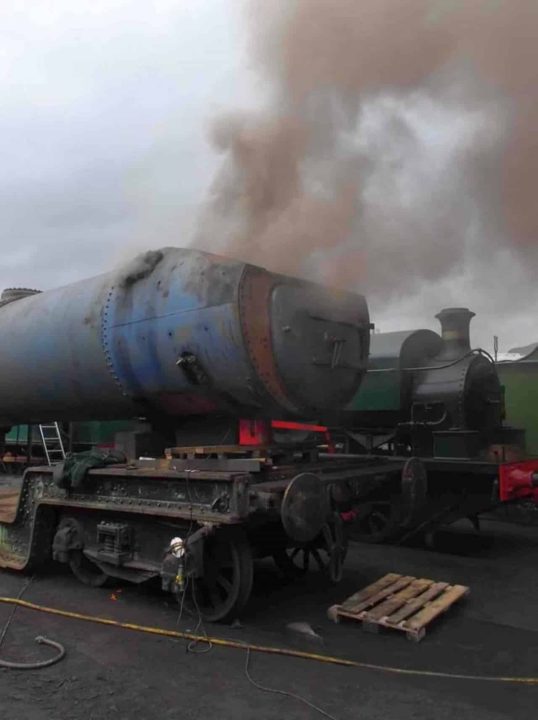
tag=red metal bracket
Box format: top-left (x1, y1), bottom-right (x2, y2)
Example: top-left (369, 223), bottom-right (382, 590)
top-left (272, 420), bottom-right (335, 453)
top-left (498, 460), bottom-right (538, 503)
top-left (238, 418), bottom-right (335, 452)
top-left (270, 420), bottom-right (328, 433)
top-left (238, 419), bottom-right (272, 446)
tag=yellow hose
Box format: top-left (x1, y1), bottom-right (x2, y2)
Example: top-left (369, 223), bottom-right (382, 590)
top-left (0, 595), bottom-right (536, 685)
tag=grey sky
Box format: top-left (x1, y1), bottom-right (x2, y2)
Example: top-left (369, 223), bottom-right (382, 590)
top-left (1, 1), bottom-right (535, 354)
top-left (1, 1), bottom-right (251, 287)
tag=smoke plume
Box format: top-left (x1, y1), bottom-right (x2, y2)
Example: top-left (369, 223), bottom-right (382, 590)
top-left (196, 0), bottom-right (538, 306)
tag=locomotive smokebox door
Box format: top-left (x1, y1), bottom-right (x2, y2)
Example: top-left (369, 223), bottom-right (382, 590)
top-left (281, 473), bottom-right (327, 543)
top-left (270, 284), bottom-right (369, 413)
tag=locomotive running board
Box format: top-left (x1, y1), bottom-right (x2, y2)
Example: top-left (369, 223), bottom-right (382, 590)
top-left (328, 572), bottom-right (469, 642)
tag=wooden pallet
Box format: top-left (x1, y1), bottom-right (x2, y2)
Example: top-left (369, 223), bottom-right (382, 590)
top-left (165, 444), bottom-right (318, 464)
top-left (166, 445), bottom-right (269, 460)
top-left (328, 573), bottom-right (469, 642)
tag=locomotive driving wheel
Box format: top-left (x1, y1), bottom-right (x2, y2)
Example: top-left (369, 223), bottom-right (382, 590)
top-left (192, 528), bottom-right (253, 623)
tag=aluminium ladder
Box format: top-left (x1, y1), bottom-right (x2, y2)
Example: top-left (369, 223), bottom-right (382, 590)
top-left (39, 422), bottom-right (67, 465)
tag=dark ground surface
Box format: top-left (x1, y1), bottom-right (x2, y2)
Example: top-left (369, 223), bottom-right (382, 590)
top-left (0, 517), bottom-right (537, 719)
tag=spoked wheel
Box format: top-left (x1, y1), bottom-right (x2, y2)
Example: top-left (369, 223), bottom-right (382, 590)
top-left (273, 525), bottom-right (347, 584)
top-left (351, 500), bottom-right (402, 544)
top-left (273, 546), bottom-right (314, 577)
top-left (192, 529), bottom-right (253, 623)
top-left (69, 550), bottom-right (110, 588)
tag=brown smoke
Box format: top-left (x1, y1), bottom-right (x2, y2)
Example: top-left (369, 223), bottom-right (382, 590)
top-left (197, 0), bottom-right (538, 297)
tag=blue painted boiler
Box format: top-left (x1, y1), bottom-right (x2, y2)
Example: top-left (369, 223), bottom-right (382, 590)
top-left (0, 247), bottom-right (370, 426)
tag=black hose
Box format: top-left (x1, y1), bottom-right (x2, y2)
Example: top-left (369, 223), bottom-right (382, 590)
top-left (0, 635), bottom-right (65, 670)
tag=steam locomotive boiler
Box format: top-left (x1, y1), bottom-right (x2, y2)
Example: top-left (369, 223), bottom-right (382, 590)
top-left (0, 247), bottom-right (375, 621)
top-left (0, 247), bottom-right (367, 427)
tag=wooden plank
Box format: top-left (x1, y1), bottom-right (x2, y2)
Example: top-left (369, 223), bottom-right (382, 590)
top-left (406, 627), bottom-right (426, 642)
top-left (0, 547), bottom-right (26, 570)
top-left (385, 582), bottom-right (449, 625)
top-left (0, 489), bottom-right (20, 502)
top-left (167, 445), bottom-right (268, 457)
top-left (0, 490), bottom-right (21, 523)
top-left (362, 578), bottom-right (433, 622)
top-left (340, 573), bottom-right (401, 612)
top-left (403, 584), bottom-right (469, 632)
top-left (343, 576), bottom-right (415, 614)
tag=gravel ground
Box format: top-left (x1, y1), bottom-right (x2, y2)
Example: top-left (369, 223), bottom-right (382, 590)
top-left (0, 517), bottom-right (537, 719)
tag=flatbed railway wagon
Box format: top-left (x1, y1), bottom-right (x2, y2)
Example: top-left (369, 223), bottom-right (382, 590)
top-left (1, 248), bottom-right (537, 621)
top-left (0, 246), bottom-right (375, 622)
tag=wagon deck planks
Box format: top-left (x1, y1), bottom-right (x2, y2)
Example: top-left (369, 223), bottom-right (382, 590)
top-left (0, 488), bottom-right (21, 523)
top-left (328, 573), bottom-right (469, 642)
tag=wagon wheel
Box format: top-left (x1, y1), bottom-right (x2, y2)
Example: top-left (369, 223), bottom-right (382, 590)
top-left (273, 520), bottom-right (347, 584)
top-left (192, 529), bottom-right (253, 623)
top-left (273, 546), bottom-right (314, 577)
top-left (69, 550), bottom-right (111, 588)
top-left (55, 517), bottom-right (111, 587)
top-left (350, 500), bottom-right (402, 544)
top-left (273, 544), bottom-right (347, 582)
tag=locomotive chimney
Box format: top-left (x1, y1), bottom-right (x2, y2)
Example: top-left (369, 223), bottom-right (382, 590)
top-left (435, 307), bottom-right (475, 360)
